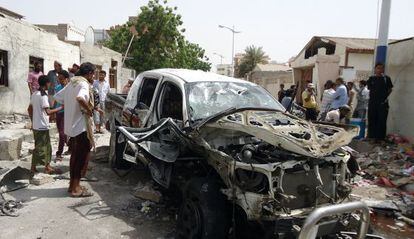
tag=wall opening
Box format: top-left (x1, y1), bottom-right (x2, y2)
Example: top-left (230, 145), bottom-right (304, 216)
top-left (0, 50), bottom-right (8, 86)
top-left (305, 38), bottom-right (336, 59)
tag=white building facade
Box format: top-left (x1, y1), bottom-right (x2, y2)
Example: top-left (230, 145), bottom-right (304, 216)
top-left (0, 14), bottom-right (80, 114)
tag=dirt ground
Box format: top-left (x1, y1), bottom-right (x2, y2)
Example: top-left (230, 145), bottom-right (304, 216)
top-left (0, 131), bottom-right (175, 239)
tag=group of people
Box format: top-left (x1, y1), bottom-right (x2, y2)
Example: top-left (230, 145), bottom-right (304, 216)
top-left (26, 60), bottom-right (124, 197)
top-left (277, 63), bottom-right (393, 142)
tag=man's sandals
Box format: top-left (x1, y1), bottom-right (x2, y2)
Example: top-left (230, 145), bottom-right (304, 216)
top-left (71, 187), bottom-right (94, 198)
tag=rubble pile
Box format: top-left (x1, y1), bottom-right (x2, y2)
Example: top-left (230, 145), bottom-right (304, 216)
top-left (351, 134), bottom-right (414, 234)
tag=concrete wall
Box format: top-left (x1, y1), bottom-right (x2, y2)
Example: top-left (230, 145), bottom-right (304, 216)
top-left (387, 39), bottom-right (414, 141)
top-left (315, 59), bottom-right (340, 98)
top-left (0, 16), bottom-right (80, 114)
top-left (348, 53), bottom-right (374, 71)
top-left (250, 71), bottom-right (293, 98)
top-left (292, 54), bottom-right (340, 103)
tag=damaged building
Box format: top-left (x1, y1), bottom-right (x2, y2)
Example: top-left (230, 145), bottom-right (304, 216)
top-left (290, 36), bottom-right (377, 103)
top-left (0, 6), bottom-right (135, 115)
top-left (36, 24), bottom-right (135, 94)
top-left (0, 7), bottom-right (80, 114)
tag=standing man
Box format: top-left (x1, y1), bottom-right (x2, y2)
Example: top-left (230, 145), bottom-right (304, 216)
top-left (367, 63), bottom-right (393, 141)
top-left (54, 70), bottom-right (69, 161)
top-left (28, 76), bottom-right (63, 174)
top-left (54, 62), bottom-right (95, 197)
top-left (353, 80), bottom-right (370, 119)
top-left (27, 61), bottom-right (43, 95)
top-left (47, 61), bottom-right (62, 97)
top-left (331, 77), bottom-right (349, 110)
top-left (68, 63), bottom-right (80, 78)
top-left (318, 80), bottom-right (336, 121)
top-left (122, 77), bottom-right (135, 94)
top-left (347, 81), bottom-right (357, 115)
top-left (47, 61), bottom-right (62, 122)
top-left (277, 84), bottom-right (285, 102)
top-left (93, 70), bottom-right (110, 133)
top-left (301, 83), bottom-right (318, 121)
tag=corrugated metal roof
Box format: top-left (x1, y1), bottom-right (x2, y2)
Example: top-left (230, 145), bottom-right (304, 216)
top-left (253, 63), bottom-right (291, 72)
top-left (320, 36), bottom-right (377, 50)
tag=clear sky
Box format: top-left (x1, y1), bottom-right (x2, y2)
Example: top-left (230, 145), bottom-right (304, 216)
top-left (2, 0), bottom-right (413, 67)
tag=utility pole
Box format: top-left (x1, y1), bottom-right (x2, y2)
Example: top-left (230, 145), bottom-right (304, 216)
top-left (375, 0), bottom-right (392, 66)
top-left (219, 25), bottom-right (241, 77)
top-left (213, 53), bottom-right (225, 64)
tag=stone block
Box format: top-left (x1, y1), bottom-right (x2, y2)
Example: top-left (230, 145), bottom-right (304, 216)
top-left (0, 135), bottom-right (22, 161)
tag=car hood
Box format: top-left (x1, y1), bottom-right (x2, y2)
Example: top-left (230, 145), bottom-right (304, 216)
top-left (199, 109), bottom-right (358, 158)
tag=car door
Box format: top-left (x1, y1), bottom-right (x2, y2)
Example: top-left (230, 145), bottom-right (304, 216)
top-left (119, 77), bottom-right (189, 187)
top-left (122, 75), bottom-right (160, 128)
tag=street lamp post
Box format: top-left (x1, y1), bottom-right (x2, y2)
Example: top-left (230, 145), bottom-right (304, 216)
top-left (219, 25), bottom-right (241, 77)
top-left (213, 53), bottom-right (225, 64)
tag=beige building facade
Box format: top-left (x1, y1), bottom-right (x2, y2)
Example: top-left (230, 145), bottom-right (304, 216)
top-left (247, 63), bottom-right (293, 98)
top-left (291, 36), bottom-right (376, 104)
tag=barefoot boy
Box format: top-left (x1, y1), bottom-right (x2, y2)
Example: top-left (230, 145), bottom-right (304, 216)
top-left (28, 75), bottom-right (63, 174)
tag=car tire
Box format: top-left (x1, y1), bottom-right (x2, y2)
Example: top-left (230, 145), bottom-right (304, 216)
top-left (108, 119), bottom-right (131, 169)
top-left (177, 177), bottom-right (230, 239)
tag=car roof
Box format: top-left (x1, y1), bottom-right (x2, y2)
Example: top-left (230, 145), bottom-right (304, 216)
top-left (145, 68), bottom-right (256, 84)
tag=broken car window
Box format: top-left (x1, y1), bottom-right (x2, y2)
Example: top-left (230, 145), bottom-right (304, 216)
top-left (187, 82), bottom-right (284, 121)
top-left (160, 82), bottom-right (183, 120)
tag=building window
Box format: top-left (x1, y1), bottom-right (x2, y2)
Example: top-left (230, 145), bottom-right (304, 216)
top-left (0, 50), bottom-right (8, 86)
top-left (29, 56), bottom-right (44, 73)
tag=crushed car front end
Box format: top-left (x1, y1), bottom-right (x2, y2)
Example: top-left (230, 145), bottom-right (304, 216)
top-left (190, 108), bottom-right (365, 237)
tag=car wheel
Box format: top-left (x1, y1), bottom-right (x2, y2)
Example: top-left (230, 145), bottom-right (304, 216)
top-left (177, 178), bottom-right (230, 239)
top-left (108, 119), bottom-right (131, 169)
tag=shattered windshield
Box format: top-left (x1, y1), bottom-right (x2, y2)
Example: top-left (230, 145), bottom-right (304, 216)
top-left (187, 81), bottom-right (284, 121)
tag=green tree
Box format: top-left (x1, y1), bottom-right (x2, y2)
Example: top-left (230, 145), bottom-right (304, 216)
top-left (236, 45), bottom-right (268, 78)
top-left (105, 0), bottom-right (210, 73)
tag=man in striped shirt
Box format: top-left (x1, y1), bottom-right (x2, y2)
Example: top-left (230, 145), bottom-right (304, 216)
top-left (318, 80), bottom-right (336, 121)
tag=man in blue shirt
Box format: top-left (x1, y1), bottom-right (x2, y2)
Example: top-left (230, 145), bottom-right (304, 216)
top-left (331, 77), bottom-right (349, 110)
top-left (54, 70), bottom-right (69, 161)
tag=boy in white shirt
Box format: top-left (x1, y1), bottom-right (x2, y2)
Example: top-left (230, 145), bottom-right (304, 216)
top-left (28, 76), bottom-right (63, 174)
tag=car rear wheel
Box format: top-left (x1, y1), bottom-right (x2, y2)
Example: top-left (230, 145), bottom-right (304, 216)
top-left (177, 178), bottom-right (230, 239)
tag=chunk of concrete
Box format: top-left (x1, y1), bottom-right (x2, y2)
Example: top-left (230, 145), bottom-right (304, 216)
top-left (30, 173), bottom-right (54, 186)
top-left (132, 182), bottom-right (162, 203)
top-left (0, 131), bottom-right (23, 161)
top-left (91, 145), bottom-right (110, 161)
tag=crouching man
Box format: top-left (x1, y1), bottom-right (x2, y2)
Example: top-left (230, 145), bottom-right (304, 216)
top-left (28, 76), bottom-right (63, 174)
top-left (54, 62), bottom-right (96, 197)
top-left (325, 105), bottom-right (351, 124)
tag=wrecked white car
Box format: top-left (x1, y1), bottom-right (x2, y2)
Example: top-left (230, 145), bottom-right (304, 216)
top-left (105, 69), bottom-right (378, 239)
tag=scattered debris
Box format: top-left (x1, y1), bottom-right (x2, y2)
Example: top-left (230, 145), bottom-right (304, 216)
top-left (132, 181), bottom-right (162, 203)
top-left (350, 134), bottom-right (414, 234)
top-left (0, 166), bottom-right (31, 193)
top-left (0, 198), bottom-right (23, 217)
top-left (91, 145), bottom-right (110, 161)
top-left (30, 173), bottom-right (54, 186)
top-left (140, 201), bottom-right (153, 214)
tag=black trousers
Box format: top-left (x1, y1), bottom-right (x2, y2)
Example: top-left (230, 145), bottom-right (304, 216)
top-left (305, 108), bottom-right (318, 121)
top-left (368, 103), bottom-right (389, 140)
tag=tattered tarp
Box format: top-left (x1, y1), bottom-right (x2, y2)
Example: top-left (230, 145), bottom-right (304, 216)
top-left (0, 166), bottom-right (31, 193)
